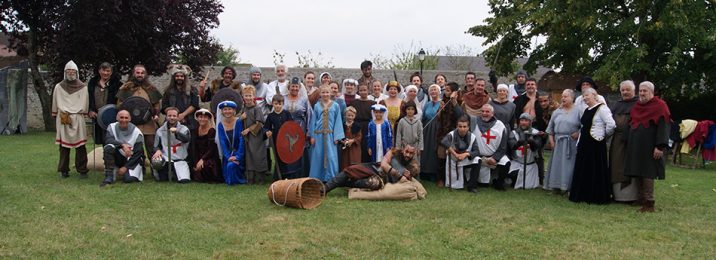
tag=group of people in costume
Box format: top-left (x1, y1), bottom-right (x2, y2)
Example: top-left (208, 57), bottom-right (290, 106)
top-left (52, 59), bottom-right (671, 210)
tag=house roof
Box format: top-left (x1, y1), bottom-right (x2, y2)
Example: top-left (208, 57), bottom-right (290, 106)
top-left (434, 55), bottom-right (552, 78)
top-left (537, 70), bottom-right (614, 93)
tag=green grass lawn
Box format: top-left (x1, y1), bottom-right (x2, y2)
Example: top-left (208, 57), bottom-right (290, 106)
top-left (1, 132), bottom-right (715, 258)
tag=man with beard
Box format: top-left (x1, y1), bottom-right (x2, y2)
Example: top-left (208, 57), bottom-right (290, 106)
top-left (162, 64), bottom-right (199, 129)
top-left (116, 64), bottom-right (162, 162)
top-left (245, 66), bottom-right (271, 116)
top-left (87, 62), bottom-right (122, 145)
top-left (324, 145), bottom-right (420, 194)
top-left (408, 72), bottom-right (429, 107)
top-left (268, 64), bottom-right (306, 100)
top-left (624, 81), bottom-right (671, 212)
top-left (100, 110), bottom-right (145, 186)
top-left (52, 60), bottom-right (90, 178)
top-left (152, 107), bottom-right (192, 183)
top-left (513, 78), bottom-right (546, 184)
top-left (357, 60), bottom-right (375, 87)
top-left (462, 77), bottom-right (490, 118)
top-left (508, 70), bottom-right (528, 102)
top-left (538, 91), bottom-right (558, 129)
top-left (198, 66), bottom-right (242, 102)
top-left (508, 113), bottom-right (542, 189)
top-left (473, 104), bottom-right (510, 190)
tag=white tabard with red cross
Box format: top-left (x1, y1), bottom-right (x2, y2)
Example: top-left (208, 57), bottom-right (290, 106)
top-left (473, 120), bottom-right (509, 184)
top-left (509, 128), bottom-right (540, 189)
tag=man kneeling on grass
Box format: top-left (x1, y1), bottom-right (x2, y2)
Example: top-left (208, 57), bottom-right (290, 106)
top-left (100, 110), bottom-right (145, 187)
top-left (324, 145), bottom-right (421, 194)
top-left (152, 107), bottom-right (192, 183)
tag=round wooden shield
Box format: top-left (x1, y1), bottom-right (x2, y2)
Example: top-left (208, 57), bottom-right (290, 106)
top-left (97, 104), bottom-right (117, 130)
top-left (210, 88), bottom-right (243, 115)
top-left (276, 121), bottom-right (306, 164)
top-left (119, 96), bottom-right (152, 125)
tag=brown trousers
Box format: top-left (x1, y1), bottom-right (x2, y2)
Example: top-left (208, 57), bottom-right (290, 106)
top-left (58, 145), bottom-right (88, 174)
top-left (636, 177), bottom-right (655, 201)
top-left (144, 134), bottom-right (155, 160)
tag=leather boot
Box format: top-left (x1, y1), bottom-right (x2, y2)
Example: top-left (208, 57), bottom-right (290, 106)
top-left (639, 200), bottom-right (655, 212)
top-left (101, 145), bottom-right (116, 187)
top-left (631, 178), bottom-right (645, 206)
top-left (324, 172), bottom-right (349, 194)
top-left (631, 198), bottom-right (646, 207)
top-left (100, 167), bottom-right (115, 187)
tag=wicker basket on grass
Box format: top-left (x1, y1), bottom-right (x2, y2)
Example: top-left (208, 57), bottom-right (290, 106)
top-left (267, 177), bottom-right (325, 209)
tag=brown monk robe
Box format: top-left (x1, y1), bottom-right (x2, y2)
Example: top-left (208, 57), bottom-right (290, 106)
top-left (340, 122), bottom-right (363, 171)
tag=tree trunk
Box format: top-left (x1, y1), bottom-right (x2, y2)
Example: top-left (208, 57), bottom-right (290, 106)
top-left (27, 26), bottom-right (54, 131)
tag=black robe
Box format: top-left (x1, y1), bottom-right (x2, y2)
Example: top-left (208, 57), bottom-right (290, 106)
top-left (569, 104), bottom-right (611, 204)
top-left (624, 117), bottom-right (669, 180)
top-left (87, 74), bottom-right (122, 144)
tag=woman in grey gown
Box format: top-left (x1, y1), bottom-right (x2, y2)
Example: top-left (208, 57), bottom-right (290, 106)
top-left (544, 89), bottom-right (581, 193)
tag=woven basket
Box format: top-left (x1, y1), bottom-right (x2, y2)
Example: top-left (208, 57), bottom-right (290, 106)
top-left (267, 178), bottom-right (325, 209)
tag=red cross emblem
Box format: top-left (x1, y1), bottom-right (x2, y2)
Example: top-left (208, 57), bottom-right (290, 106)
top-left (481, 129), bottom-right (497, 144)
top-left (171, 143), bottom-right (182, 153)
top-left (516, 145), bottom-right (529, 157)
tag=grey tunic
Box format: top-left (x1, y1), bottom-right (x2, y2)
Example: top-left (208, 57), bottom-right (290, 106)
top-left (490, 100), bottom-right (516, 132)
top-left (241, 104), bottom-right (268, 172)
top-left (395, 116), bottom-right (423, 150)
top-left (544, 107), bottom-right (580, 190)
top-left (441, 131), bottom-right (480, 159)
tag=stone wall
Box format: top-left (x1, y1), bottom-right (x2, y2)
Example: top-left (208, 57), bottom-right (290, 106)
top-left (26, 67), bottom-right (546, 130)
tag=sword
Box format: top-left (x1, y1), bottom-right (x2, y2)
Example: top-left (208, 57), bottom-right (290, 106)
top-left (92, 120), bottom-right (97, 174)
top-left (422, 101), bottom-right (449, 131)
top-left (521, 130), bottom-right (533, 190)
top-left (447, 154), bottom-right (452, 191)
top-left (269, 135), bottom-right (282, 180)
top-left (167, 122), bottom-right (173, 182)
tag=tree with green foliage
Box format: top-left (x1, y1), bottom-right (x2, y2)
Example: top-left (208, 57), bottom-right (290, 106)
top-left (215, 44), bottom-right (241, 67)
top-left (468, 0), bottom-right (716, 100)
top-left (0, 0), bottom-right (223, 130)
top-left (369, 43), bottom-right (439, 70)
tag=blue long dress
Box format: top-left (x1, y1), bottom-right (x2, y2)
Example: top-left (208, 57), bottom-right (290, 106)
top-left (217, 119), bottom-right (246, 185)
top-left (308, 101), bottom-right (345, 182)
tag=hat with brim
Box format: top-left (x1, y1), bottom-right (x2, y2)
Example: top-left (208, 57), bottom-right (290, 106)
top-left (575, 76), bottom-right (598, 91)
top-left (194, 108), bottom-right (213, 120)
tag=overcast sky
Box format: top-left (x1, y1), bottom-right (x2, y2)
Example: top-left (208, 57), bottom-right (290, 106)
top-left (212, 0), bottom-right (491, 68)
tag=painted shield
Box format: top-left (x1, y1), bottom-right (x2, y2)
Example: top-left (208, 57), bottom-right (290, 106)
top-left (97, 104), bottom-right (117, 130)
top-left (119, 96), bottom-right (153, 125)
top-left (276, 121), bottom-right (306, 164)
top-left (210, 87), bottom-right (243, 115)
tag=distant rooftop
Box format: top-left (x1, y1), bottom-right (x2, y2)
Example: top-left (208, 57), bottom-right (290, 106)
top-left (433, 55), bottom-right (552, 78)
